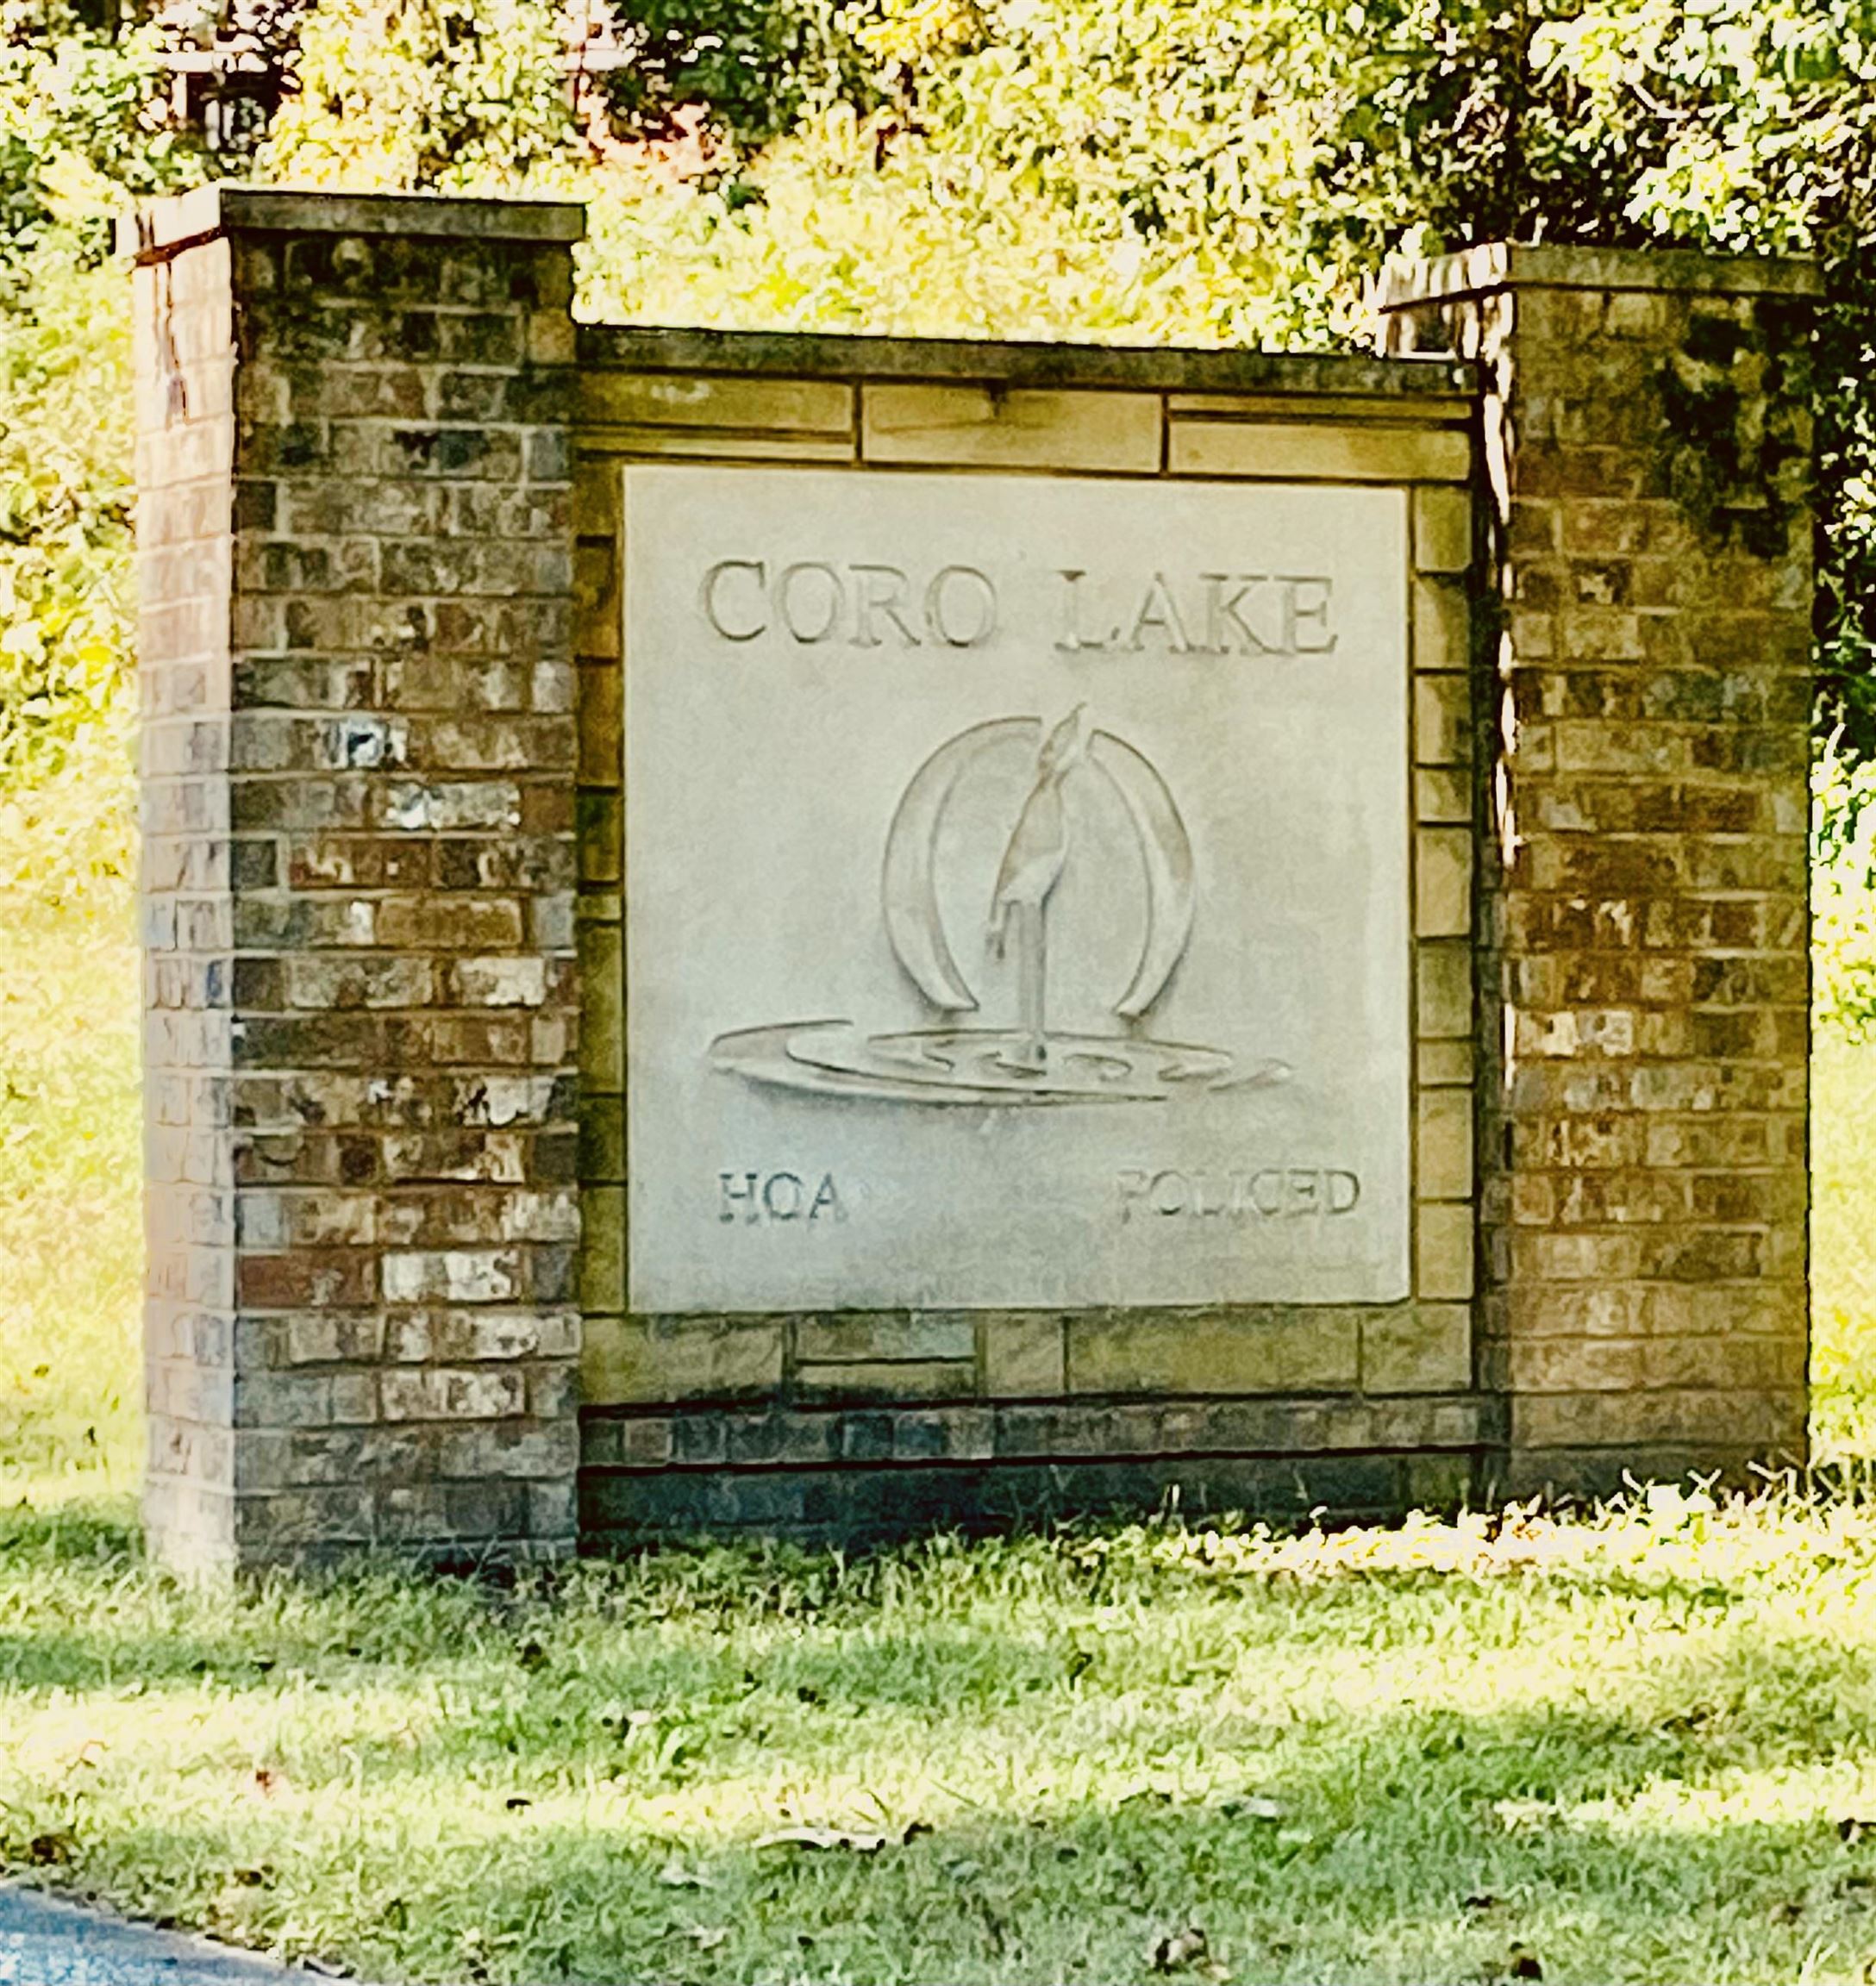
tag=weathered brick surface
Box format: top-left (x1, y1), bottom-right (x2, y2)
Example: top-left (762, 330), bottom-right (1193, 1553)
top-left (130, 188), bottom-right (583, 1567)
top-left (1379, 243), bottom-right (1817, 1493)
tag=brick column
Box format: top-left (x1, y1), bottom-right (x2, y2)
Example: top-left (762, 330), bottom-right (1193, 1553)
top-left (127, 187), bottom-right (584, 1568)
top-left (1378, 244), bottom-right (1817, 1495)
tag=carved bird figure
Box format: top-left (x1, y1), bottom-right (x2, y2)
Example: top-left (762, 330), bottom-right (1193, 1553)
top-left (988, 703), bottom-right (1089, 959)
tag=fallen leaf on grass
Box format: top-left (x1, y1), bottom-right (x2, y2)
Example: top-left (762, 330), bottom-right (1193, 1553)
top-left (1657, 1704), bottom-right (1715, 1734)
top-left (1149, 1924), bottom-right (1231, 1981)
top-left (758, 1826), bottom-right (892, 1853)
top-left (1153, 1927), bottom-right (1207, 1970)
top-left (1497, 1945), bottom-right (1543, 1982)
top-left (596, 1705), bottom-right (660, 1738)
top-left (754, 1821), bottom-right (929, 1853)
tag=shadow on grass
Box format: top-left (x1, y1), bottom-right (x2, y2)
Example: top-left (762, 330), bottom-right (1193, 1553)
top-left (6, 1495), bottom-right (1876, 1981)
top-left (0, 1497), bottom-right (513, 1694)
top-left (43, 1671), bottom-right (1876, 1986)
top-left (0, 1493), bottom-right (140, 1558)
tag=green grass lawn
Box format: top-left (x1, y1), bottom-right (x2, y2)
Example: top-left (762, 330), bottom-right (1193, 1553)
top-left (1813, 1034), bottom-right (1876, 1468)
top-left (11, 1493), bottom-right (1876, 1983)
top-left (0, 882), bottom-right (141, 1499)
top-left (9, 854), bottom-right (1876, 1982)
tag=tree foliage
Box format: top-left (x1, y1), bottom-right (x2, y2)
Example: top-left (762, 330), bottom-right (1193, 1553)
top-left (1817, 732), bottom-right (1876, 1040)
top-left (576, 0), bottom-right (1876, 759)
top-left (0, 0), bottom-right (199, 884)
top-left (593, 0), bottom-right (885, 147)
top-left (577, 2), bottom-right (1656, 347)
top-left (1547, 0), bottom-right (1876, 760)
top-left (262, 0), bottom-right (572, 188)
top-left (0, 0), bottom-right (199, 243)
top-left (0, 228), bottom-right (139, 892)
top-left (2, 0), bottom-right (1875, 889)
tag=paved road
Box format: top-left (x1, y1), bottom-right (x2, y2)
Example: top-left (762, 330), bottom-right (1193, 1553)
top-left (0, 1883), bottom-right (304, 1984)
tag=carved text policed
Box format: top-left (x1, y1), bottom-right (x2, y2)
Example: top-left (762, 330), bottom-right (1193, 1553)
top-left (1116, 1166), bottom-right (1361, 1222)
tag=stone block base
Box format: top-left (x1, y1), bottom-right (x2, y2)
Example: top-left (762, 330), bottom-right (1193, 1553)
top-left (579, 1402), bottom-right (1487, 1544)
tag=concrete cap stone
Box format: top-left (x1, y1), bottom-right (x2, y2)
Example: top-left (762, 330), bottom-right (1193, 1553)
top-left (578, 322), bottom-right (1479, 399)
top-left (1375, 240), bottom-right (1823, 309)
top-left (118, 183), bottom-right (586, 261)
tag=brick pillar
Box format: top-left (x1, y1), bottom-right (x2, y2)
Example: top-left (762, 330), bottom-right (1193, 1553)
top-left (127, 187), bottom-right (584, 1568)
top-left (1378, 244), bottom-right (1817, 1495)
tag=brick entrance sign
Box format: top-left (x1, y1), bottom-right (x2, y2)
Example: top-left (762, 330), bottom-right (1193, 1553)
top-left (124, 188), bottom-right (1817, 1567)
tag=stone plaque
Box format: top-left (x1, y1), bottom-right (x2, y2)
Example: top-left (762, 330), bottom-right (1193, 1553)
top-left (624, 465), bottom-right (1410, 1313)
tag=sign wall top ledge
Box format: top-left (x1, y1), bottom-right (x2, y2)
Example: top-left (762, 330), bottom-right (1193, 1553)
top-left (578, 322), bottom-right (1477, 403)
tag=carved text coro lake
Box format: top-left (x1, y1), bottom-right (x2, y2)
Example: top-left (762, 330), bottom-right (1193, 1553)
top-left (697, 560), bottom-right (1340, 657)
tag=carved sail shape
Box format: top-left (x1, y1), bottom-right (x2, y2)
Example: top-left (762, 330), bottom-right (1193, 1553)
top-left (880, 715), bottom-right (1038, 1011)
top-left (1087, 729), bottom-right (1196, 1019)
